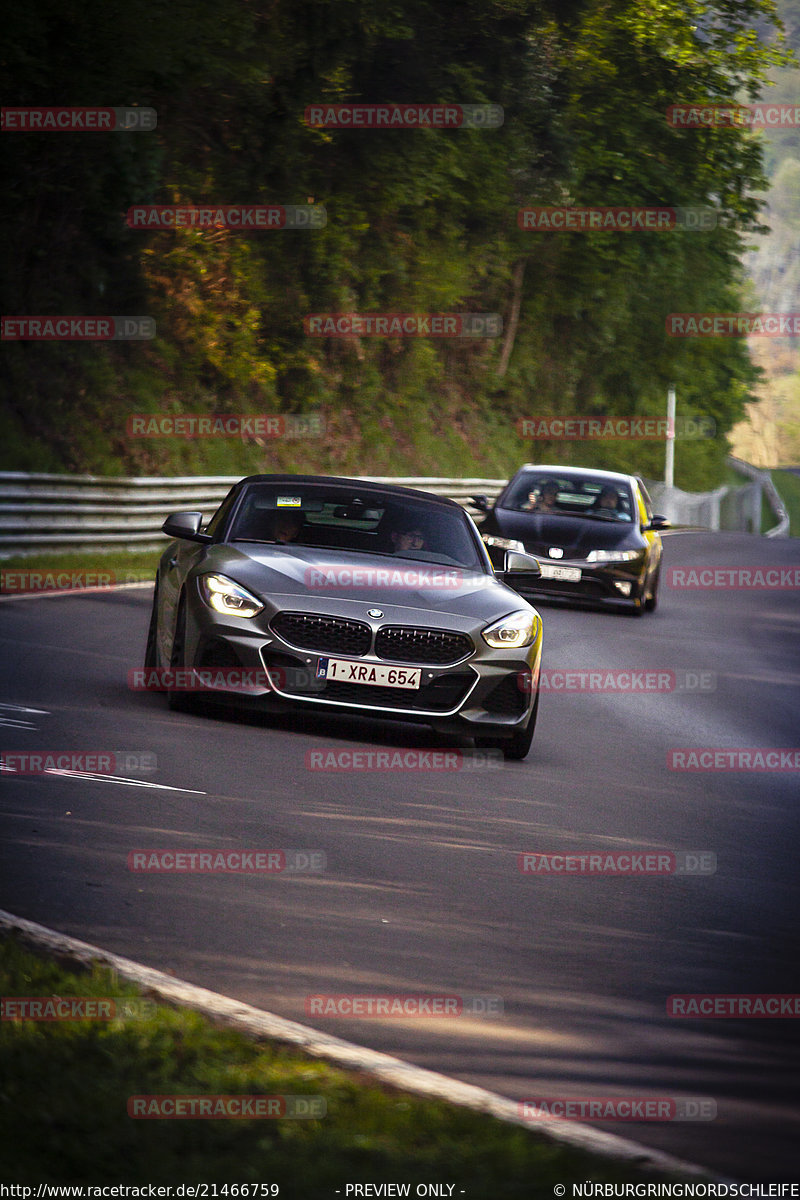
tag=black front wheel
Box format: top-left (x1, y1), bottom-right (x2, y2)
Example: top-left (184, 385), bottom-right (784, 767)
top-left (143, 581), bottom-right (165, 686)
top-left (167, 594), bottom-right (198, 713)
top-left (644, 565), bottom-right (661, 613)
top-left (628, 581), bottom-right (646, 616)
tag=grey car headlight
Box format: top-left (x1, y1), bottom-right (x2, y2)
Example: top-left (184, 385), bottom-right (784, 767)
top-left (482, 610), bottom-right (538, 649)
top-left (200, 573), bottom-right (264, 618)
top-left (482, 534), bottom-right (525, 552)
top-left (585, 549), bottom-right (641, 563)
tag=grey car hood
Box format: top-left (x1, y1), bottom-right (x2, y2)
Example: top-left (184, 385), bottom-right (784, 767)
top-left (194, 543), bottom-right (529, 620)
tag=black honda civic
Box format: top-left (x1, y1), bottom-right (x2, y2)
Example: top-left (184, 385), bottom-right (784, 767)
top-left (471, 464), bottom-right (669, 614)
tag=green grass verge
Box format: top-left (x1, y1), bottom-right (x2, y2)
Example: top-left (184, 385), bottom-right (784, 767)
top-left (768, 469), bottom-right (800, 536)
top-left (0, 936), bottom-right (694, 1192)
top-left (0, 548), bottom-right (162, 591)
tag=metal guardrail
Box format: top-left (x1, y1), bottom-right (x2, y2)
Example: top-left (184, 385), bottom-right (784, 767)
top-left (0, 473), bottom-right (507, 557)
top-left (645, 481), bottom-right (734, 532)
top-left (0, 474), bottom-right (242, 553)
top-left (0, 461), bottom-right (788, 557)
top-left (726, 457), bottom-right (790, 538)
top-left (646, 455), bottom-right (789, 538)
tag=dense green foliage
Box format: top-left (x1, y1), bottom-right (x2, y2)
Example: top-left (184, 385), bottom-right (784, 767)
top-left (734, 0), bottom-right (800, 466)
top-left (770, 466), bottom-right (800, 530)
top-left (0, 0), bottom-right (791, 484)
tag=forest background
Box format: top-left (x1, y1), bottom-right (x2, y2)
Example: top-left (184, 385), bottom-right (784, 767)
top-left (2, 0), bottom-right (799, 487)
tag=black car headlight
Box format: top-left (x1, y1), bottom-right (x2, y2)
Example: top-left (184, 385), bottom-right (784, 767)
top-left (482, 610), bottom-right (538, 649)
top-left (200, 573), bottom-right (264, 618)
top-left (585, 549), bottom-right (642, 563)
top-left (482, 534), bottom-right (525, 553)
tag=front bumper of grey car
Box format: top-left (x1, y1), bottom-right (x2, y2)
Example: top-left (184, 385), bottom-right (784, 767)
top-left (171, 573), bottom-right (543, 737)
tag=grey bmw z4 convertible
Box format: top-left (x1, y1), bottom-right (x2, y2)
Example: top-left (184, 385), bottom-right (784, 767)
top-left (143, 474), bottom-right (544, 759)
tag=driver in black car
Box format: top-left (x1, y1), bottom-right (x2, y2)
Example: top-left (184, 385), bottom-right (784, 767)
top-left (593, 486), bottom-right (627, 518)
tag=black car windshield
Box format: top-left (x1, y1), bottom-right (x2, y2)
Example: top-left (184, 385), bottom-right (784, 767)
top-left (504, 474), bottom-right (634, 522)
top-left (228, 484), bottom-right (484, 569)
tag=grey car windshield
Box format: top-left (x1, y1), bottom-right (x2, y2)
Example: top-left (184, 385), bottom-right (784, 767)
top-left (506, 475), bottom-right (634, 522)
top-left (228, 485), bottom-right (484, 569)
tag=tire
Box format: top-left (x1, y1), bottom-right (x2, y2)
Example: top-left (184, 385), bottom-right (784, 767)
top-left (476, 689), bottom-right (539, 762)
top-left (644, 565), bottom-right (661, 613)
top-left (167, 594), bottom-right (197, 713)
top-left (143, 582), bottom-right (164, 686)
top-left (628, 581), bottom-right (646, 616)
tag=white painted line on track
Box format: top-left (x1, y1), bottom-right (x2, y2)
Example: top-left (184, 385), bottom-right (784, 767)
top-left (0, 765), bottom-right (206, 794)
top-left (0, 702), bottom-right (49, 730)
top-left (0, 702), bottom-right (50, 713)
top-left (0, 907), bottom-right (727, 1181)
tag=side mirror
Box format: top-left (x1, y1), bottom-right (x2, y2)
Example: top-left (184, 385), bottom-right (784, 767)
top-left (162, 512), bottom-right (212, 543)
top-left (470, 495), bottom-right (490, 513)
top-left (645, 515), bottom-right (670, 531)
top-left (503, 550), bottom-right (542, 577)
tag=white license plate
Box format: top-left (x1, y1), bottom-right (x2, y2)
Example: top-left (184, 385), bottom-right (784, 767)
top-left (539, 564), bottom-right (582, 582)
top-left (316, 657), bottom-right (421, 689)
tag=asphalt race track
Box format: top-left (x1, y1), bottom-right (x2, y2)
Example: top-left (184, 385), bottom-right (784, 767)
top-left (2, 530), bottom-right (799, 1179)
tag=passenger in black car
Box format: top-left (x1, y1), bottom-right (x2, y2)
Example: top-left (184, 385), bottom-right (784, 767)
top-left (523, 480), bottom-right (559, 512)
